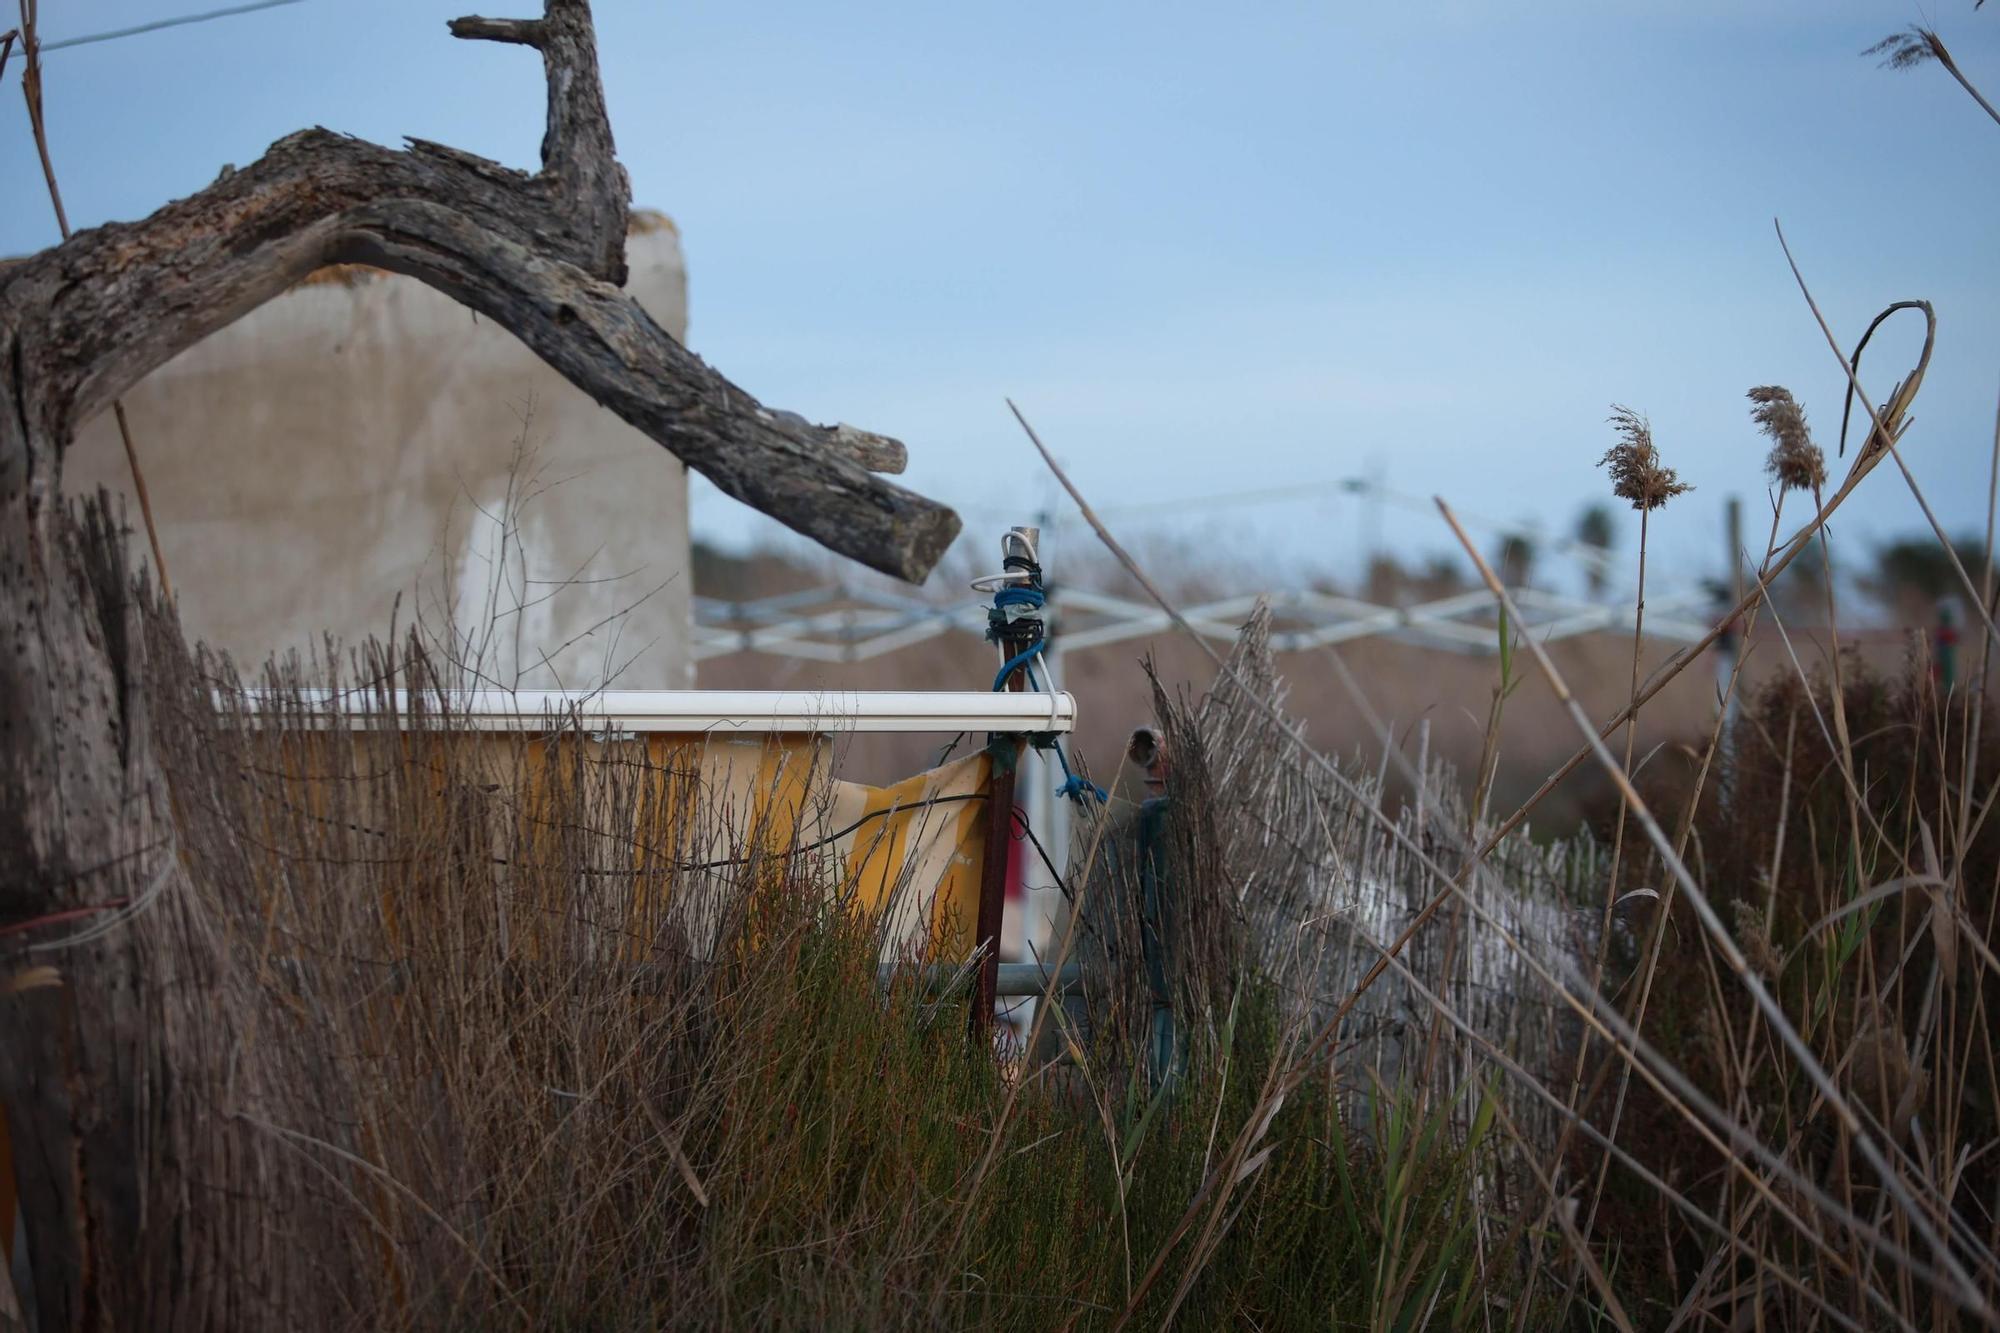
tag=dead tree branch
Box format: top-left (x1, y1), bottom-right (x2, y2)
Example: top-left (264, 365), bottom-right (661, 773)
top-left (0, 0), bottom-right (956, 580)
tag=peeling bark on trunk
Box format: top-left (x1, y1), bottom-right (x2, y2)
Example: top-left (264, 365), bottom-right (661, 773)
top-left (0, 504), bottom-right (168, 1330)
top-left (0, 3), bottom-right (958, 1326)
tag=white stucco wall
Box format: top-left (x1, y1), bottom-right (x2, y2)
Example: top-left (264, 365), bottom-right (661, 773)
top-left (63, 215), bottom-right (694, 688)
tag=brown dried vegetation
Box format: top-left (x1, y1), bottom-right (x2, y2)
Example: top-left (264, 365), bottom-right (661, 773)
top-left (1749, 385), bottom-right (1829, 493)
top-left (1599, 406), bottom-right (1693, 512)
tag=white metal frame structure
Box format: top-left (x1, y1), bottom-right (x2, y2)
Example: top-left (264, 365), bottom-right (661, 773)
top-left (691, 582), bottom-right (1714, 665)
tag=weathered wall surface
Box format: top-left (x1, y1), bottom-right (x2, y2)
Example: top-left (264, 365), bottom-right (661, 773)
top-left (64, 215), bottom-right (694, 688)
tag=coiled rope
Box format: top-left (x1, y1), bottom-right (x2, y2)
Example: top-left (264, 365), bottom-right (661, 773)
top-left (982, 559), bottom-right (1104, 804)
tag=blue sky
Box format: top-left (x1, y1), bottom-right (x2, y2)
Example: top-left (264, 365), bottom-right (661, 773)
top-left (6, 0), bottom-right (1997, 598)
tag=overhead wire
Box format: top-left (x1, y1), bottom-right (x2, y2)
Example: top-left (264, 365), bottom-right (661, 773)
top-left (33, 0), bottom-right (306, 55)
top-left (960, 471), bottom-right (1633, 593)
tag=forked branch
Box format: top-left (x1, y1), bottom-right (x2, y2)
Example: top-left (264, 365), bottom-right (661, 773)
top-left (0, 0), bottom-right (956, 580)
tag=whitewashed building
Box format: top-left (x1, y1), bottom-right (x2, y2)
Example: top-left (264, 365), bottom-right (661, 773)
top-left (63, 212), bottom-right (695, 688)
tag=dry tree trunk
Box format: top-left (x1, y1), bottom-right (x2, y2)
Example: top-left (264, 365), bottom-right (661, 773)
top-left (0, 4), bottom-right (957, 1326)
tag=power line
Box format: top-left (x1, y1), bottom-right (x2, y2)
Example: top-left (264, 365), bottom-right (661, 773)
top-left (955, 477), bottom-right (1355, 523)
top-left (951, 475), bottom-right (1644, 598)
top-left (29, 0), bottom-right (305, 56)
top-left (1093, 477), bottom-right (1358, 518)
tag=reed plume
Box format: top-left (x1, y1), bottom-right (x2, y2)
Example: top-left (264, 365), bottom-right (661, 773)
top-left (1864, 26), bottom-right (1947, 70)
top-left (1599, 406), bottom-right (1691, 511)
top-left (1748, 385), bottom-right (1827, 493)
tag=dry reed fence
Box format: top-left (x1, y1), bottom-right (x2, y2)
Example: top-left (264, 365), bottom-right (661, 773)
top-left (1058, 605), bottom-right (1608, 1206)
top-left (18, 592), bottom-right (987, 1328)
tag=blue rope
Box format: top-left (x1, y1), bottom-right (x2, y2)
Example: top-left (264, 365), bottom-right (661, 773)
top-left (990, 585), bottom-right (1046, 615)
top-left (1024, 665), bottom-right (1104, 802)
top-left (1056, 769), bottom-right (1107, 804)
top-left (988, 581), bottom-right (1047, 691)
top-left (991, 639), bottom-right (1047, 693)
top-left (988, 573), bottom-right (1102, 803)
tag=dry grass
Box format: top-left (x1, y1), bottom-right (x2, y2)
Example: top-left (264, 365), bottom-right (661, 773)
top-left (8, 425), bottom-right (1998, 1330)
top-left (1577, 649), bottom-right (2000, 1326)
top-left (22, 594), bottom-right (1526, 1329)
top-left (994, 350), bottom-right (2000, 1328)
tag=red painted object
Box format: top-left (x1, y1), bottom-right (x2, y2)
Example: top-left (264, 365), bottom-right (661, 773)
top-left (1005, 825), bottom-right (1026, 907)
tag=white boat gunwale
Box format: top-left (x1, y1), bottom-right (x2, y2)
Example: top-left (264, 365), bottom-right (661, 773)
top-left (221, 688), bottom-right (1077, 735)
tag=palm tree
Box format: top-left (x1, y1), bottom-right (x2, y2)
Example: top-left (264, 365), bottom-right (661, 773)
top-left (1496, 531), bottom-right (1537, 589)
top-left (1863, 534), bottom-right (1992, 623)
top-left (1574, 503), bottom-right (1616, 600)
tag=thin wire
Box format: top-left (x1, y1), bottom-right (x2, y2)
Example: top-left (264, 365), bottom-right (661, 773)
top-left (255, 781), bottom-right (990, 875)
top-left (1009, 805), bottom-right (1077, 906)
top-left (960, 475), bottom-right (1625, 578)
top-left (34, 0), bottom-right (304, 55)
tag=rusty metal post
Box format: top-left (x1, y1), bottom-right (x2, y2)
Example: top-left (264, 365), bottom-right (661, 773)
top-left (971, 526), bottom-right (1040, 1041)
top-left (972, 742), bottom-right (1019, 1040)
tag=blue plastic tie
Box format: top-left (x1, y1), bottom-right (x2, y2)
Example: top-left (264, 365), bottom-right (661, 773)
top-left (987, 581), bottom-right (1101, 804)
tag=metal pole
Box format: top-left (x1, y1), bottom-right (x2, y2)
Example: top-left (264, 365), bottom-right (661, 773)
top-left (1726, 495), bottom-right (1744, 603)
top-left (972, 526), bottom-right (1039, 1041)
top-left (1413, 717), bottom-right (1431, 838)
top-left (1033, 509), bottom-right (1068, 962)
top-left (1040, 590), bottom-right (1069, 927)
top-left (972, 745), bottom-right (1018, 1041)
top-left (1721, 495), bottom-right (1744, 740)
